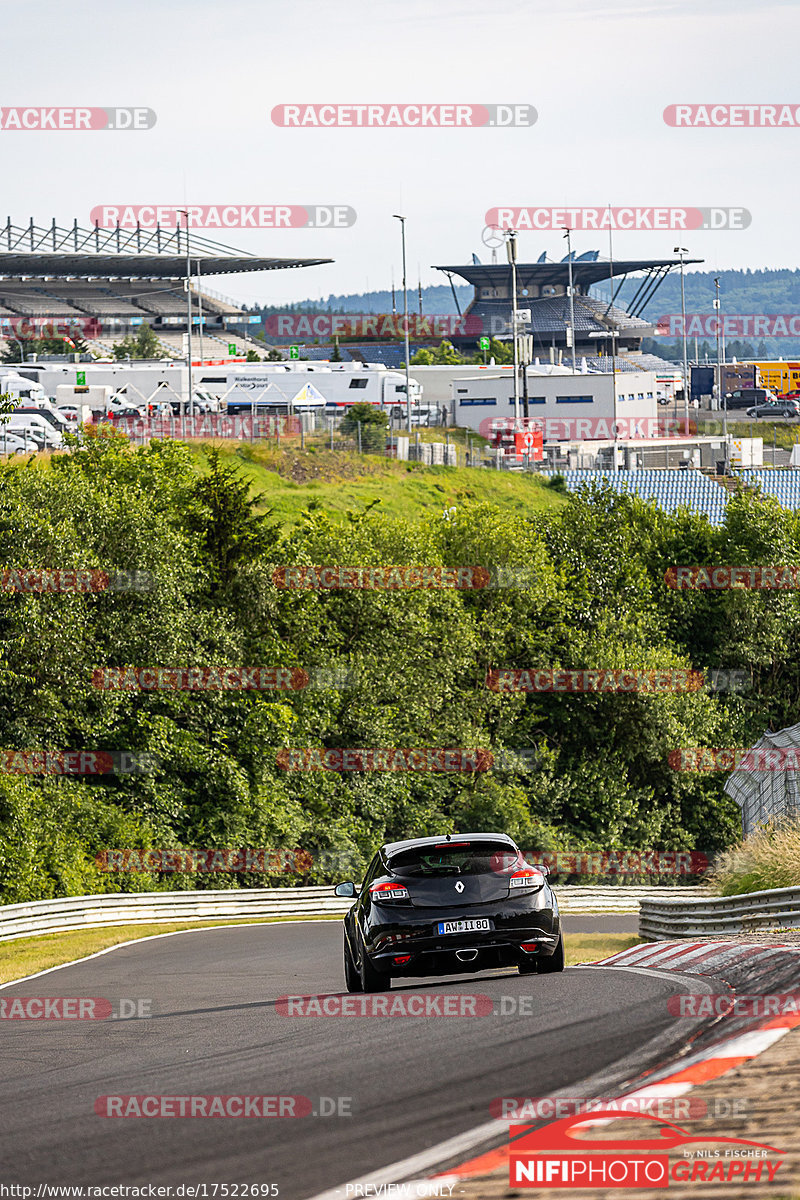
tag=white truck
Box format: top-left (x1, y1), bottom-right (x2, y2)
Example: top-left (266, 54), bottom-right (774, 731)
top-left (195, 362), bottom-right (422, 417)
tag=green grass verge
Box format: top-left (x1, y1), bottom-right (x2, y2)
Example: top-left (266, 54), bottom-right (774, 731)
top-left (0, 920), bottom-right (636, 984)
top-left (566, 932), bottom-right (641, 966)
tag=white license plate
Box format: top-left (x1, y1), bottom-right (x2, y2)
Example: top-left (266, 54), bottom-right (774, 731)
top-left (437, 919), bottom-right (492, 935)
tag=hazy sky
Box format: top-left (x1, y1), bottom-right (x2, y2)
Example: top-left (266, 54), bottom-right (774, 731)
top-left (2, 0), bottom-right (797, 306)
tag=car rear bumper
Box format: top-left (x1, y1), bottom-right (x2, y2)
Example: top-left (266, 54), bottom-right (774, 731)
top-left (363, 901), bottom-right (560, 975)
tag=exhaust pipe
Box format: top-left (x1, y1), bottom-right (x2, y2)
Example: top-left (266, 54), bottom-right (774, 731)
top-left (455, 949), bottom-right (479, 962)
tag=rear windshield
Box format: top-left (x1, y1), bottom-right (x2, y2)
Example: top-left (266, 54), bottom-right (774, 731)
top-left (387, 842), bottom-right (525, 878)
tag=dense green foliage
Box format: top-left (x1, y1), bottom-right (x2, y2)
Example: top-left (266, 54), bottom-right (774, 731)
top-left (1, 430), bottom-right (798, 901)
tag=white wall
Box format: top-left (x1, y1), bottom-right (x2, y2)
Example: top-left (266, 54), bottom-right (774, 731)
top-left (450, 369), bottom-right (658, 438)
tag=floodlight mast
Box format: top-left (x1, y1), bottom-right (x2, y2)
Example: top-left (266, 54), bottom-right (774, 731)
top-left (506, 230), bottom-right (520, 421)
top-left (562, 227), bottom-right (577, 374)
top-left (393, 214), bottom-right (411, 433)
top-left (675, 246), bottom-right (690, 436)
top-left (178, 209), bottom-right (193, 420)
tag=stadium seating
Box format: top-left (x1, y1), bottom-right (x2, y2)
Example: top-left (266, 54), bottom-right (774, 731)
top-left (734, 469), bottom-right (800, 510)
top-left (0, 284), bottom-right (82, 316)
top-left (541, 469), bottom-right (730, 524)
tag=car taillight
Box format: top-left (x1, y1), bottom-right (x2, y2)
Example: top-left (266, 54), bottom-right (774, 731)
top-left (392, 955), bottom-right (412, 965)
top-left (369, 880), bottom-right (410, 902)
top-left (509, 869), bottom-right (544, 890)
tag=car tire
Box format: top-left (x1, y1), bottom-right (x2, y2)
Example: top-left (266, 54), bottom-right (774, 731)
top-left (359, 936), bottom-right (389, 992)
top-left (344, 933), bottom-right (362, 993)
top-left (535, 933), bottom-right (565, 974)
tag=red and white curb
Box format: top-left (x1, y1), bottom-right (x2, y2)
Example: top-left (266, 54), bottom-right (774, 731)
top-left (307, 940), bottom-right (800, 1199)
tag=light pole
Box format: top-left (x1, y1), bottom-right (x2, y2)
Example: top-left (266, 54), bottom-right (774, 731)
top-left (505, 230), bottom-right (520, 420)
top-left (715, 277), bottom-right (726, 448)
top-left (563, 227), bottom-right (577, 373)
top-left (674, 247), bottom-right (690, 436)
top-left (393, 215), bottom-right (411, 433)
top-left (178, 210), bottom-right (194, 420)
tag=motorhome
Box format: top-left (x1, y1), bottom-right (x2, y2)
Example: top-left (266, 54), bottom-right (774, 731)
top-left (5, 415), bottom-right (64, 450)
top-left (0, 371), bottom-right (47, 404)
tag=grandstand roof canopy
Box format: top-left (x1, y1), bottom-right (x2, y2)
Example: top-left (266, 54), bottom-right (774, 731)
top-left (433, 257), bottom-right (703, 291)
top-left (0, 219), bottom-right (331, 280)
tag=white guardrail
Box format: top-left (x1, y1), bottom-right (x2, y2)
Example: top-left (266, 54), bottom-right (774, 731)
top-left (0, 886), bottom-right (700, 944)
top-left (640, 886), bottom-right (800, 940)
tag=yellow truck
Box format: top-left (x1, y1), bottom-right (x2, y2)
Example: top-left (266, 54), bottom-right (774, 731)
top-left (752, 361), bottom-right (800, 396)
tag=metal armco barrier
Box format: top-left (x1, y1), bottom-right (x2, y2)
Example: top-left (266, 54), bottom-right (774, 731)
top-left (0, 885), bottom-right (704, 943)
top-left (640, 886), bottom-right (800, 940)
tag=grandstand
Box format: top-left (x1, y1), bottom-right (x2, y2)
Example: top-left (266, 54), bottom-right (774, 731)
top-left (0, 218), bottom-right (331, 359)
top-left (544, 467), bottom-right (800, 524)
top-left (734, 469), bottom-right (800, 510)
top-left (543, 469), bottom-right (730, 525)
top-left (433, 253), bottom-right (702, 361)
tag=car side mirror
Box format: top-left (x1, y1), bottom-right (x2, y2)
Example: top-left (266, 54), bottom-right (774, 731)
top-left (334, 881), bottom-right (357, 898)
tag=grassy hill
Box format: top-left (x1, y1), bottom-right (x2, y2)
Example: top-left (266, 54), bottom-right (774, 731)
top-left (185, 440), bottom-right (566, 528)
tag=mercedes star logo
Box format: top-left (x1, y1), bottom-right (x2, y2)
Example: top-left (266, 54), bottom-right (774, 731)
top-left (455, 880), bottom-right (465, 893)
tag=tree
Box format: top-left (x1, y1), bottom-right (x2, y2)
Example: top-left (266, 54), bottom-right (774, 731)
top-left (340, 402), bottom-right (388, 452)
top-left (246, 349), bottom-right (262, 362)
top-left (1, 335), bottom-right (91, 364)
top-left (111, 325), bottom-right (161, 360)
top-left (183, 447), bottom-right (279, 592)
top-left (331, 339), bottom-right (343, 362)
top-left (410, 340), bottom-right (465, 366)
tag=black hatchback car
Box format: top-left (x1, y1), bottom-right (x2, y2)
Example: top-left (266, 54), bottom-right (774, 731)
top-left (334, 833), bottom-right (563, 992)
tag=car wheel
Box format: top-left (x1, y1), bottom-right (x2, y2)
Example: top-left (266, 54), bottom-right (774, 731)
top-left (359, 936), bottom-right (389, 992)
top-left (344, 933), bottom-right (362, 993)
top-left (535, 933), bottom-right (565, 974)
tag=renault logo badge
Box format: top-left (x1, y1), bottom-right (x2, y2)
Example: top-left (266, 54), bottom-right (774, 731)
top-left (455, 880), bottom-right (465, 893)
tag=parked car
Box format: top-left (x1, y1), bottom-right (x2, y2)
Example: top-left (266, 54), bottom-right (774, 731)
top-left (726, 387), bottom-right (779, 410)
top-left (745, 400), bottom-right (800, 419)
top-left (107, 406), bottom-right (147, 420)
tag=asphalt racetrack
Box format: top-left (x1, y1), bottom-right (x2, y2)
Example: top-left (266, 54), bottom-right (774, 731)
top-left (0, 917), bottom-right (710, 1198)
